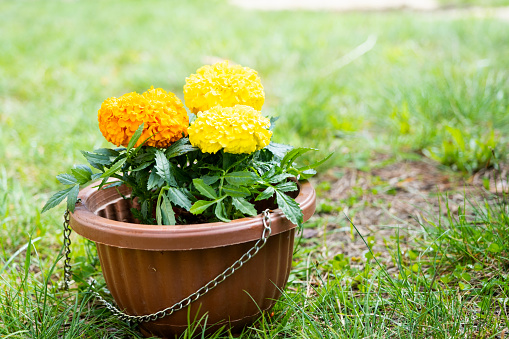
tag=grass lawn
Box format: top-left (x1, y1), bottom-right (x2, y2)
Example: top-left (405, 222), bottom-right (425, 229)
top-left (1, 0), bottom-right (508, 337)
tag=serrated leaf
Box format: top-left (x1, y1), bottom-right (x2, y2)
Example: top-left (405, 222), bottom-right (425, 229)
top-left (71, 165), bottom-right (93, 185)
top-left (232, 197), bottom-right (257, 216)
top-left (266, 142), bottom-right (293, 159)
top-left (166, 187), bottom-right (193, 210)
top-left (161, 193), bottom-right (176, 225)
top-left (147, 171), bottom-right (164, 190)
top-left (155, 150), bottom-right (177, 186)
top-left (127, 123), bottom-right (144, 151)
top-left (57, 173), bottom-right (77, 185)
top-left (66, 185), bottom-right (80, 212)
top-left (275, 181), bottom-right (298, 192)
top-left (193, 178), bottom-right (217, 199)
top-left (223, 185), bottom-right (251, 198)
top-left (275, 190), bottom-right (303, 227)
top-left (255, 186), bottom-right (275, 201)
top-left (267, 173), bottom-right (294, 184)
top-left (261, 165), bottom-right (277, 180)
top-left (81, 151), bottom-right (113, 166)
top-left (215, 201), bottom-right (230, 222)
top-left (224, 171), bottom-right (258, 186)
top-left (101, 157), bottom-right (127, 178)
top-left (190, 200), bottom-right (217, 215)
top-left (166, 137), bottom-right (198, 158)
top-left (42, 186), bottom-right (75, 213)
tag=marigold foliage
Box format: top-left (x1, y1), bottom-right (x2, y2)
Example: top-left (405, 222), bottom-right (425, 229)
top-left (188, 105), bottom-right (272, 154)
top-left (183, 60), bottom-right (265, 113)
top-left (98, 87), bottom-right (188, 148)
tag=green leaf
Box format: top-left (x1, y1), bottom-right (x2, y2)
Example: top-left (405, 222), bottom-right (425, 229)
top-left (71, 165), bottom-right (93, 185)
top-left (267, 173), bottom-right (294, 184)
top-left (127, 123), bottom-right (144, 151)
top-left (101, 157), bottom-right (127, 178)
top-left (190, 200), bottom-right (217, 215)
top-left (161, 193), bottom-right (176, 225)
top-left (147, 171), bottom-right (164, 191)
top-left (166, 137), bottom-right (198, 158)
top-left (193, 178), bottom-right (217, 199)
top-left (266, 142), bottom-right (293, 159)
top-left (155, 150), bottom-right (177, 186)
top-left (66, 185), bottom-right (80, 212)
top-left (81, 150), bottom-right (113, 166)
top-left (215, 201), bottom-right (230, 222)
top-left (297, 169), bottom-right (317, 180)
top-left (232, 197), bottom-right (257, 216)
top-left (202, 175), bottom-right (220, 185)
top-left (131, 161), bottom-right (152, 172)
top-left (281, 147), bottom-right (316, 170)
top-left (224, 171), bottom-right (258, 186)
top-left (56, 173), bottom-right (77, 185)
top-left (156, 191), bottom-right (176, 225)
top-left (275, 190), bottom-right (303, 227)
top-left (94, 148), bottom-right (120, 157)
top-left (42, 186), bottom-right (76, 213)
top-left (223, 185), bottom-right (251, 198)
top-left (132, 151), bottom-right (155, 164)
top-left (255, 186), bottom-right (275, 201)
top-left (275, 181), bottom-right (298, 192)
top-left (166, 187), bottom-right (193, 210)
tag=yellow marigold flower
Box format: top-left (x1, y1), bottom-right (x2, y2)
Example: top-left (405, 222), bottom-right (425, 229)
top-left (98, 87), bottom-right (189, 148)
top-left (188, 105), bottom-right (272, 154)
top-left (183, 60), bottom-right (265, 113)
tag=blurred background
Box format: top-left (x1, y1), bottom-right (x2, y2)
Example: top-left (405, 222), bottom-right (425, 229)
top-left (0, 0), bottom-right (508, 336)
top-left (1, 0), bottom-right (508, 262)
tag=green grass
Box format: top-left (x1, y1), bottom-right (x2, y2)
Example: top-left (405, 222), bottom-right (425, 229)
top-left (1, 0), bottom-right (508, 337)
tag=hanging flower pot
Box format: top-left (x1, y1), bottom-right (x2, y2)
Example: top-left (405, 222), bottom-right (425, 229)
top-left (43, 61), bottom-right (330, 338)
top-left (69, 180), bottom-right (315, 337)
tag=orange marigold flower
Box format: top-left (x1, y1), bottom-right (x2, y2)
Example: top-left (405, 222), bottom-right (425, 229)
top-left (98, 87), bottom-right (189, 148)
top-left (183, 60), bottom-right (265, 113)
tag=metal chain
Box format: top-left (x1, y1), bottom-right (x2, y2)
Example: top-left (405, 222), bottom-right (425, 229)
top-left (66, 208), bottom-right (272, 323)
top-left (62, 209), bottom-right (73, 290)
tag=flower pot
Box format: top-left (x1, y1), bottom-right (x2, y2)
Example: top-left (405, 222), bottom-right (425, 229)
top-left (69, 181), bottom-right (315, 338)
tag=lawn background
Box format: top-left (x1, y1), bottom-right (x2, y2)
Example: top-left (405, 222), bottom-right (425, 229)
top-left (1, 0), bottom-right (508, 337)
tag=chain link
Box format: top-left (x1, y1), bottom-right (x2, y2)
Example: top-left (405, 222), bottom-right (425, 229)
top-left (62, 209), bottom-right (73, 290)
top-left (64, 207), bottom-right (273, 323)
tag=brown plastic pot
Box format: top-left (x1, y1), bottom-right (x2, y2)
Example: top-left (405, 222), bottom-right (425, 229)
top-left (70, 181), bottom-right (315, 338)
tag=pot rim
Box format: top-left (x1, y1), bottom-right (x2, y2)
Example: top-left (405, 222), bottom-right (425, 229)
top-left (70, 181), bottom-right (316, 250)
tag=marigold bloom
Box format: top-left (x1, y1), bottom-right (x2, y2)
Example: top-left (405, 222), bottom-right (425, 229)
top-left (98, 87), bottom-right (189, 148)
top-left (183, 61), bottom-right (265, 113)
top-left (188, 105), bottom-right (272, 154)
